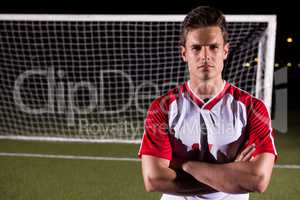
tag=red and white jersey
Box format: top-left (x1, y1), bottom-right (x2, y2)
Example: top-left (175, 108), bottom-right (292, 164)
top-left (138, 80), bottom-right (277, 200)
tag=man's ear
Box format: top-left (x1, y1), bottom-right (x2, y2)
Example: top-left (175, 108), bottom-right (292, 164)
top-left (181, 45), bottom-right (187, 62)
top-left (223, 43), bottom-right (229, 60)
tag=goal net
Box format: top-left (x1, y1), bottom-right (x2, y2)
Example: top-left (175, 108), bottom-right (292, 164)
top-left (0, 15), bottom-right (276, 143)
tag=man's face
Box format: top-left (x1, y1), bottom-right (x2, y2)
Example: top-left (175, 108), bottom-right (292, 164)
top-left (181, 26), bottom-right (229, 82)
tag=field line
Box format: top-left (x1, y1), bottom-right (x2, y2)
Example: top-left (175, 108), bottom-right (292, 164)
top-left (0, 152), bottom-right (139, 162)
top-left (1, 152), bottom-right (300, 169)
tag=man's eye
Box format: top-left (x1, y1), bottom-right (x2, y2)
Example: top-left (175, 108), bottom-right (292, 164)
top-left (192, 46), bottom-right (201, 51)
top-left (210, 45), bottom-right (219, 50)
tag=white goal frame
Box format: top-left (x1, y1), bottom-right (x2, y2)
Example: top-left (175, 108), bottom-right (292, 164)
top-left (0, 14), bottom-right (276, 143)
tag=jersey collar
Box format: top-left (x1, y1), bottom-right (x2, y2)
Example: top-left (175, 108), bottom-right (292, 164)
top-left (184, 80), bottom-right (230, 109)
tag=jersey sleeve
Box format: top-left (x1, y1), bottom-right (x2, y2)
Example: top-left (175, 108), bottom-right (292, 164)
top-left (246, 98), bottom-right (278, 160)
top-left (138, 98), bottom-right (172, 160)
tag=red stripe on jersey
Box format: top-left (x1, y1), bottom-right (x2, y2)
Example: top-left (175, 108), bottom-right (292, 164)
top-left (227, 84), bottom-right (278, 160)
top-left (204, 82), bottom-right (230, 110)
top-left (138, 86), bottom-right (179, 160)
top-left (184, 81), bottom-right (204, 106)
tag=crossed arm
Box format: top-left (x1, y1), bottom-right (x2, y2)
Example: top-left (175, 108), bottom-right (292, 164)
top-left (142, 154), bottom-right (208, 195)
top-left (182, 152), bottom-right (275, 194)
top-left (141, 144), bottom-right (275, 195)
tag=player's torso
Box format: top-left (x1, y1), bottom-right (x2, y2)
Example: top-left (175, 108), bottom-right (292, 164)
top-left (168, 83), bottom-right (248, 163)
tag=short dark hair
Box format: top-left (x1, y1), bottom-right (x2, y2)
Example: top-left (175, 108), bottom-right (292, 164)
top-left (180, 6), bottom-right (228, 46)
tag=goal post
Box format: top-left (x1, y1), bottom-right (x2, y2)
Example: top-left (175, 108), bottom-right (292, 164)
top-left (225, 15), bottom-right (276, 112)
top-left (0, 14), bottom-right (276, 143)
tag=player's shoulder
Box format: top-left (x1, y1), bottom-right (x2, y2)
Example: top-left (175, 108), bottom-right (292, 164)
top-left (148, 83), bottom-right (184, 113)
top-left (226, 82), bottom-right (266, 108)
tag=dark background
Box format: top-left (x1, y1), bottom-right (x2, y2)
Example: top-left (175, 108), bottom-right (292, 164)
top-left (0, 0), bottom-right (299, 111)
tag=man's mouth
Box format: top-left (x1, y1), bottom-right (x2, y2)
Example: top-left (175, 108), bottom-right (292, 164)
top-left (198, 64), bottom-right (213, 69)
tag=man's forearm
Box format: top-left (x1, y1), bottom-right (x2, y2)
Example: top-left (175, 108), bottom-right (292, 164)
top-left (144, 166), bottom-right (215, 195)
top-left (142, 155), bottom-right (217, 195)
top-left (182, 154), bottom-right (274, 194)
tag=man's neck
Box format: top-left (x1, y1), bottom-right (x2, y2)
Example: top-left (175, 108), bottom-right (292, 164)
top-left (189, 78), bottom-right (224, 100)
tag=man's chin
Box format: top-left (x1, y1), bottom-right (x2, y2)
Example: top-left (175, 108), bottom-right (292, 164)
top-left (197, 74), bottom-right (213, 81)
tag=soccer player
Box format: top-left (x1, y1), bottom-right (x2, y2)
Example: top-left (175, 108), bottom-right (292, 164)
top-left (138, 6), bottom-right (277, 200)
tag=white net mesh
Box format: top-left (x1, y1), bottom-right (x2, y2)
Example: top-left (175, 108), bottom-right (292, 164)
top-left (0, 15), bottom-right (276, 143)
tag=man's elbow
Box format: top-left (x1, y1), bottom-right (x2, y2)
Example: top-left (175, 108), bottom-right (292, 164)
top-left (144, 179), bottom-right (155, 192)
top-left (237, 175), bottom-right (270, 193)
top-left (143, 176), bottom-right (159, 192)
top-left (253, 175), bottom-right (270, 193)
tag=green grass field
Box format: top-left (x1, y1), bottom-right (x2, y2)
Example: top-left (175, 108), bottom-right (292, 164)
top-left (0, 113), bottom-right (299, 200)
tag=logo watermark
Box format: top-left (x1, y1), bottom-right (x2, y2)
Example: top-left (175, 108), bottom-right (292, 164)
top-left (12, 67), bottom-right (288, 136)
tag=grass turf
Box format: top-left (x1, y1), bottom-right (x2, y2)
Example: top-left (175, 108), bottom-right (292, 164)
top-left (0, 113), bottom-right (299, 200)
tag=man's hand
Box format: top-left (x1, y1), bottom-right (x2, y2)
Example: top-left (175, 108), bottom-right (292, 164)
top-left (235, 143), bottom-right (256, 162)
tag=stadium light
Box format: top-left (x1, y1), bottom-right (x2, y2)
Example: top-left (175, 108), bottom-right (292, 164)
top-left (243, 62), bottom-right (251, 67)
top-left (286, 37), bottom-right (293, 43)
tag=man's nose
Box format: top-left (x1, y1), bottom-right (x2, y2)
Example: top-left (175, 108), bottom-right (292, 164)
top-left (200, 46), bottom-right (210, 61)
